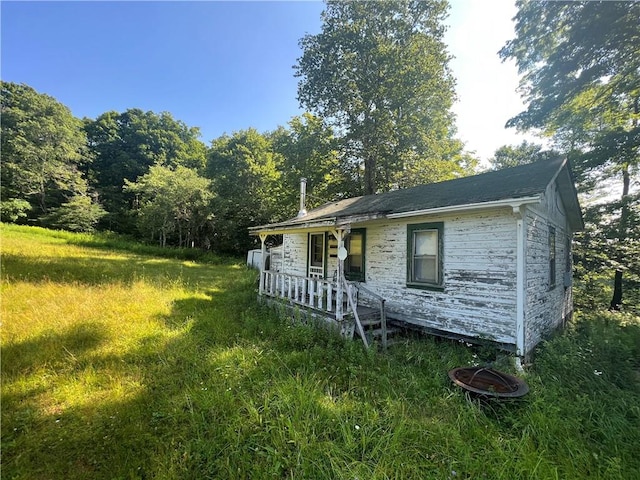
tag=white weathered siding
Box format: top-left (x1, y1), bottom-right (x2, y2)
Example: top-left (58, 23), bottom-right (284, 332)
top-left (364, 210), bottom-right (518, 345)
top-left (275, 195), bottom-right (575, 354)
top-left (269, 246), bottom-right (283, 271)
top-left (524, 180), bottom-right (574, 353)
top-left (282, 233), bottom-right (307, 277)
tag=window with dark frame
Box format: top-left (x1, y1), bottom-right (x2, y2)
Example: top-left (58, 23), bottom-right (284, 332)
top-left (345, 229), bottom-right (365, 282)
top-left (407, 222), bottom-right (443, 290)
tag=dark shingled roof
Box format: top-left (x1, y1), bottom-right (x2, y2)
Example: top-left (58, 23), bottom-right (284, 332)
top-left (252, 156), bottom-right (583, 231)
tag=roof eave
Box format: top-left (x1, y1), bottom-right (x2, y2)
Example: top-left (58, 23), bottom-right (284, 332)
top-left (386, 196), bottom-right (543, 219)
top-left (248, 218), bottom-right (338, 236)
top-left (249, 197), bottom-right (543, 235)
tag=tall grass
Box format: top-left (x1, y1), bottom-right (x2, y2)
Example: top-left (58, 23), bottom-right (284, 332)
top-left (2, 224), bottom-right (639, 479)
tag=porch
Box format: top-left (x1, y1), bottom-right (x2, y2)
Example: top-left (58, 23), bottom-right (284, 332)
top-left (259, 270), bottom-right (389, 349)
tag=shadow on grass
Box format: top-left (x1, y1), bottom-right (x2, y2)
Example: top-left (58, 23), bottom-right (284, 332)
top-left (1, 252), bottom-right (246, 288)
top-left (1, 322), bottom-right (109, 378)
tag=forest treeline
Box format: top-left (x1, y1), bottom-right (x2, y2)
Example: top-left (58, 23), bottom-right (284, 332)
top-left (0, 82), bottom-right (472, 254)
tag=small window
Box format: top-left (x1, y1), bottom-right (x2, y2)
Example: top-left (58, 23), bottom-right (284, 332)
top-left (345, 229), bottom-right (365, 282)
top-left (549, 226), bottom-right (556, 289)
top-left (407, 222), bottom-right (443, 290)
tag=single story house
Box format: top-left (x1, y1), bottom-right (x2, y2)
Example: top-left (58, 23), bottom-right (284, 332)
top-left (249, 157), bottom-right (583, 359)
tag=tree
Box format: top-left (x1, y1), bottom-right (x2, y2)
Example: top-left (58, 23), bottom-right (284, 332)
top-left (0, 82), bottom-right (94, 222)
top-left (207, 129), bottom-right (283, 254)
top-left (270, 113), bottom-right (346, 215)
top-left (124, 165), bottom-right (213, 248)
top-left (296, 0), bottom-right (468, 195)
top-left (41, 194), bottom-right (107, 233)
top-left (500, 0), bottom-right (640, 310)
top-left (488, 141), bottom-right (556, 170)
top-left (85, 109), bottom-right (207, 233)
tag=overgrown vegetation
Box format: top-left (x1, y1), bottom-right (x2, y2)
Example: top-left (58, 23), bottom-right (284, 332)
top-left (2, 225), bottom-right (639, 479)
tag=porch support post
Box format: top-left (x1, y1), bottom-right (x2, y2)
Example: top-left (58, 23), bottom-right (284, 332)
top-left (259, 233), bottom-right (268, 295)
top-left (513, 206), bottom-right (526, 363)
top-left (332, 229), bottom-right (345, 322)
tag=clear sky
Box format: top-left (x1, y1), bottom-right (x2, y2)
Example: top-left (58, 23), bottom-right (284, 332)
top-left (1, 0), bottom-right (538, 163)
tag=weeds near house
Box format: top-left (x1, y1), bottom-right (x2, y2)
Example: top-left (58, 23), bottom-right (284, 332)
top-left (2, 224), bottom-right (639, 479)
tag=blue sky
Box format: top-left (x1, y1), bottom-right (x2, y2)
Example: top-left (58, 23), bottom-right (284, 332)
top-left (1, 0), bottom-right (535, 162)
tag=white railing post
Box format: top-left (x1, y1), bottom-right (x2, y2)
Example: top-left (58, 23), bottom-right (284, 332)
top-left (334, 229), bottom-right (345, 322)
top-left (317, 281), bottom-right (324, 310)
top-left (259, 234), bottom-right (267, 294)
top-left (309, 278), bottom-right (316, 308)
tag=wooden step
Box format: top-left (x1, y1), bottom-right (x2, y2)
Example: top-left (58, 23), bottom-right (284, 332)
top-left (370, 327), bottom-right (401, 338)
top-left (359, 318), bottom-right (382, 327)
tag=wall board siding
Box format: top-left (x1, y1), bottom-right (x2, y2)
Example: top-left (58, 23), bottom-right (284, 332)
top-left (362, 211), bottom-right (518, 345)
top-left (524, 180), bottom-right (574, 352)
top-left (282, 233), bottom-right (308, 277)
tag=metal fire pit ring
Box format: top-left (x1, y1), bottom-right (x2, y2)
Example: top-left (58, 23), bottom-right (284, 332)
top-left (448, 366), bottom-right (529, 398)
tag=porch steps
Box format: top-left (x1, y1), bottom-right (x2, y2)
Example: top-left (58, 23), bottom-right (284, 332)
top-left (351, 305), bottom-right (400, 349)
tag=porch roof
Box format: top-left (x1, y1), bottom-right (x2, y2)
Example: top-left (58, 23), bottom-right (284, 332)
top-left (250, 157), bottom-right (584, 235)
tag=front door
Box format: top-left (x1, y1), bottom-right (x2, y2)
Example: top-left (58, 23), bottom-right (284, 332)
top-left (308, 233), bottom-right (325, 278)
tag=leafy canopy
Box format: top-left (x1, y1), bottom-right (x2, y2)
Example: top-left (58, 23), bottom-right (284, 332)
top-left (0, 81), bottom-right (105, 232)
top-left (1, 82), bottom-right (91, 216)
top-left (85, 108), bottom-right (207, 232)
top-left (125, 165), bottom-right (213, 248)
top-left (296, 0), bottom-right (467, 194)
top-left (270, 113), bottom-right (344, 215)
top-left (488, 141), bottom-right (557, 171)
top-left (500, 0), bottom-right (640, 310)
top-left (207, 129), bottom-right (284, 254)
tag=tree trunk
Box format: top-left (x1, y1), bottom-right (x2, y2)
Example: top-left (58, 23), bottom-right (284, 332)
top-left (364, 155), bottom-right (376, 195)
top-left (609, 164), bottom-right (630, 311)
top-left (609, 95), bottom-right (637, 311)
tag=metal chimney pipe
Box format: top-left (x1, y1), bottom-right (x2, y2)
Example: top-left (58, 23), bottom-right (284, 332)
top-left (297, 177), bottom-right (308, 218)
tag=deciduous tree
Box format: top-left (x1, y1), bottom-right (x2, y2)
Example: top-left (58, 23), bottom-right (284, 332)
top-left (0, 82), bottom-right (93, 222)
top-left (296, 0), bottom-right (467, 195)
top-left (270, 113), bottom-right (345, 215)
top-left (125, 165), bottom-right (213, 248)
top-left (207, 129), bottom-right (283, 254)
top-left (500, 0), bottom-right (640, 310)
top-left (488, 141), bottom-right (556, 171)
top-left (85, 109), bottom-right (207, 232)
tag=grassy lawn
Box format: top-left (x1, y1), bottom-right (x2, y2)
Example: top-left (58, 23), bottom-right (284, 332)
top-left (2, 224), bottom-right (639, 479)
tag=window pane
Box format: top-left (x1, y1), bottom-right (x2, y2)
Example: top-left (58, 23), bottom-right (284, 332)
top-left (310, 234), bottom-right (323, 267)
top-left (414, 257), bottom-right (437, 283)
top-left (345, 231), bottom-right (365, 281)
top-left (349, 255), bottom-right (363, 272)
top-left (414, 231), bottom-right (437, 256)
top-left (349, 235), bottom-right (362, 255)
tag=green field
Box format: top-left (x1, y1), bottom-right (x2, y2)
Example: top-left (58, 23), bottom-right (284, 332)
top-left (2, 224), bottom-right (639, 479)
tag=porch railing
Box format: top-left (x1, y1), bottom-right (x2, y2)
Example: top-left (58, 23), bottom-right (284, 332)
top-left (260, 270), bottom-right (356, 318)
